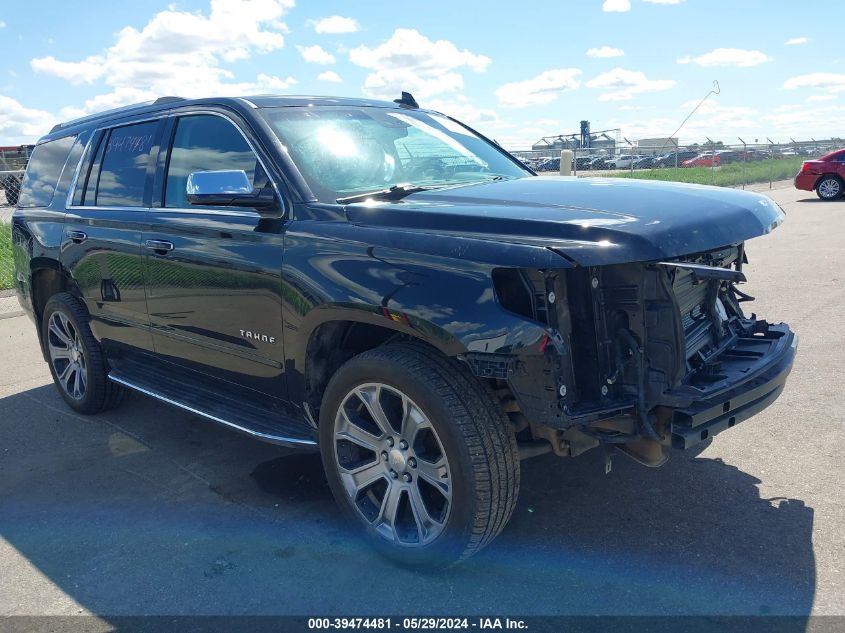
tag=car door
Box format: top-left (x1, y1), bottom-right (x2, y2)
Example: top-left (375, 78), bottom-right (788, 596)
top-left (144, 110), bottom-right (289, 400)
top-left (62, 119), bottom-right (165, 361)
top-left (835, 151), bottom-right (845, 179)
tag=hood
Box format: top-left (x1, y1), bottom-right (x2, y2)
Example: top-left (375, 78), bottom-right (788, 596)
top-left (344, 176), bottom-right (784, 266)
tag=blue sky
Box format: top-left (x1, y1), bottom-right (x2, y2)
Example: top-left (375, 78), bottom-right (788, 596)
top-left (0, 0), bottom-right (842, 147)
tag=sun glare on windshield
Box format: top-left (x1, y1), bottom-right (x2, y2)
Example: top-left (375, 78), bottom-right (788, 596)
top-left (261, 106), bottom-right (529, 202)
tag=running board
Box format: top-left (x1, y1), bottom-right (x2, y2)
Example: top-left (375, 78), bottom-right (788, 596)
top-left (108, 369), bottom-right (317, 449)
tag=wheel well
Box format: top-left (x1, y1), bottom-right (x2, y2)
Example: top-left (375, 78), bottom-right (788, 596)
top-left (31, 267), bottom-right (71, 325)
top-left (304, 321), bottom-right (427, 415)
top-left (818, 173), bottom-right (844, 186)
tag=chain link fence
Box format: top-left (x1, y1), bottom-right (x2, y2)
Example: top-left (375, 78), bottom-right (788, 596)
top-left (1, 173), bottom-right (23, 318)
top-left (511, 138), bottom-right (843, 189)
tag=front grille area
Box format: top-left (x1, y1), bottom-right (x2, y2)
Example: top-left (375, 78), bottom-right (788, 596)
top-left (667, 245), bottom-right (741, 365)
top-left (671, 266), bottom-right (715, 360)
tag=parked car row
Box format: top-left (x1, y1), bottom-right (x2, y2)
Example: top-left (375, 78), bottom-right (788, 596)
top-left (520, 145), bottom-right (838, 173)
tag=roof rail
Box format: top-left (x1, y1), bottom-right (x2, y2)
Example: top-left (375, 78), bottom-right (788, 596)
top-left (152, 96), bottom-right (185, 105)
top-left (47, 96), bottom-right (186, 135)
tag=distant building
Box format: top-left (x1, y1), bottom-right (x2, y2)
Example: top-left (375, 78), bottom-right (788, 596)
top-left (531, 134), bottom-right (616, 152)
top-left (531, 136), bottom-right (578, 151)
top-left (637, 137), bottom-right (678, 155)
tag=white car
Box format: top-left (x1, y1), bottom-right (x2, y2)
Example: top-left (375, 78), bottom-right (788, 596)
top-left (608, 154), bottom-right (639, 169)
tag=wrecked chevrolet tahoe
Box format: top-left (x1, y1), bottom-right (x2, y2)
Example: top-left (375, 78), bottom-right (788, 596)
top-left (11, 93), bottom-right (796, 566)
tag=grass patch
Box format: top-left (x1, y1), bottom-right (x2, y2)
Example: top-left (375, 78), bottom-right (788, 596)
top-left (0, 223), bottom-right (13, 291)
top-left (605, 157), bottom-right (804, 187)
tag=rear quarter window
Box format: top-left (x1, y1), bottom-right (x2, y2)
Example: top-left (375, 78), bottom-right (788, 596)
top-left (17, 135), bottom-right (78, 208)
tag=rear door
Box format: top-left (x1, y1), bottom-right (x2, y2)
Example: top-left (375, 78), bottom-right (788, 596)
top-left (143, 110), bottom-right (289, 400)
top-left (62, 119), bottom-right (165, 360)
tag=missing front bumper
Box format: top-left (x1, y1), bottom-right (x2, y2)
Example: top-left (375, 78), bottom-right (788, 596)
top-left (666, 323), bottom-right (797, 450)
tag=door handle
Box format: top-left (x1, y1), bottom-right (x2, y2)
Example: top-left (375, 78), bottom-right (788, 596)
top-left (144, 239), bottom-right (175, 254)
top-left (67, 230), bottom-right (87, 244)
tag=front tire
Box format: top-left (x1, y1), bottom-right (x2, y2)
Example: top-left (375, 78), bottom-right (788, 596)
top-left (42, 292), bottom-right (125, 414)
top-left (319, 343), bottom-right (519, 567)
top-left (817, 176), bottom-right (843, 200)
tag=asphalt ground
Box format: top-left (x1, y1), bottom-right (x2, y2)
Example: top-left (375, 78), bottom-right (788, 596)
top-left (0, 185), bottom-right (842, 622)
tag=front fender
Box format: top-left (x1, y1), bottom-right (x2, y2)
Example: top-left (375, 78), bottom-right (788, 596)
top-left (282, 220), bottom-right (552, 402)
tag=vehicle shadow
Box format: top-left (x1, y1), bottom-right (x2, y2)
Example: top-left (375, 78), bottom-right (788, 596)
top-left (794, 197), bottom-right (845, 203)
top-left (0, 384), bottom-right (815, 623)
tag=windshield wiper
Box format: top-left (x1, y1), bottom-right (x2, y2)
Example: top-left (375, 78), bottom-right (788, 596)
top-left (336, 184), bottom-right (430, 205)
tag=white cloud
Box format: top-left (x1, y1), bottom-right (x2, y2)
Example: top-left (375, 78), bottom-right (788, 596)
top-left (296, 44), bottom-right (335, 65)
top-left (31, 55), bottom-right (105, 84)
top-left (349, 29), bottom-right (490, 100)
top-left (309, 15), bottom-right (360, 34)
top-left (59, 88), bottom-right (156, 121)
top-left (784, 73), bottom-right (845, 94)
top-left (609, 102), bottom-right (757, 141)
top-left (255, 74), bottom-right (298, 90)
top-left (806, 95), bottom-right (837, 103)
top-left (609, 97), bottom-right (845, 144)
top-left (586, 68), bottom-right (674, 101)
top-left (762, 105), bottom-right (845, 137)
top-left (495, 69), bottom-right (581, 107)
top-left (427, 95), bottom-right (506, 131)
top-left (785, 37), bottom-right (809, 46)
top-left (0, 21), bottom-right (6, 28)
top-left (677, 48), bottom-right (772, 67)
top-left (586, 46), bottom-right (624, 58)
top-left (317, 70), bottom-right (342, 83)
top-left (364, 72), bottom-right (466, 101)
top-left (679, 99), bottom-right (759, 129)
top-left (30, 0), bottom-right (296, 118)
top-left (0, 95), bottom-right (57, 144)
top-left (602, 0), bottom-right (631, 12)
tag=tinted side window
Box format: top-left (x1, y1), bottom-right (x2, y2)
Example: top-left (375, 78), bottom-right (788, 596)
top-left (95, 121), bottom-right (158, 207)
top-left (164, 115), bottom-right (264, 209)
top-left (17, 135), bottom-right (77, 207)
top-left (55, 132), bottom-right (90, 202)
top-left (78, 134), bottom-right (106, 206)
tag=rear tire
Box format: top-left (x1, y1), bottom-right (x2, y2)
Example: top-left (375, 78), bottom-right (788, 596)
top-left (42, 292), bottom-right (125, 414)
top-left (319, 343), bottom-right (520, 568)
top-left (816, 176), bottom-right (843, 200)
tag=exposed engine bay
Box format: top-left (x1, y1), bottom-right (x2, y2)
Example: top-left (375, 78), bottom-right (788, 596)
top-left (483, 243), bottom-right (796, 466)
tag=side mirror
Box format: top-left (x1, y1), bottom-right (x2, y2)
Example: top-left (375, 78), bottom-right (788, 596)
top-left (186, 170), bottom-right (281, 214)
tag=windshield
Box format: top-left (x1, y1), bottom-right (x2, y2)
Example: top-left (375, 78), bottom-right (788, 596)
top-left (259, 106), bottom-right (530, 202)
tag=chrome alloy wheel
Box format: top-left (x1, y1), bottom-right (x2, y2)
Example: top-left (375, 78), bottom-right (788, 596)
top-left (47, 311), bottom-right (88, 400)
top-left (818, 177), bottom-right (841, 199)
top-left (333, 383), bottom-right (452, 546)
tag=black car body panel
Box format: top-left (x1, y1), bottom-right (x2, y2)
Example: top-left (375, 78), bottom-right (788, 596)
top-left (11, 94), bottom-right (796, 461)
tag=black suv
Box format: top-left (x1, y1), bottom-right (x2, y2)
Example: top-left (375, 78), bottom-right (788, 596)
top-left (11, 94), bottom-right (796, 566)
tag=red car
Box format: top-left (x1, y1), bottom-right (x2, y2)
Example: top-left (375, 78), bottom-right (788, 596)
top-left (682, 153), bottom-right (720, 168)
top-left (795, 148), bottom-right (845, 200)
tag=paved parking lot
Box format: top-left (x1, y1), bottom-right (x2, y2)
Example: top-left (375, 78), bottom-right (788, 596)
top-left (0, 186), bottom-right (843, 621)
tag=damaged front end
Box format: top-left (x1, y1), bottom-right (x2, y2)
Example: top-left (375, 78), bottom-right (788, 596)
top-left (484, 243), bottom-right (797, 466)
